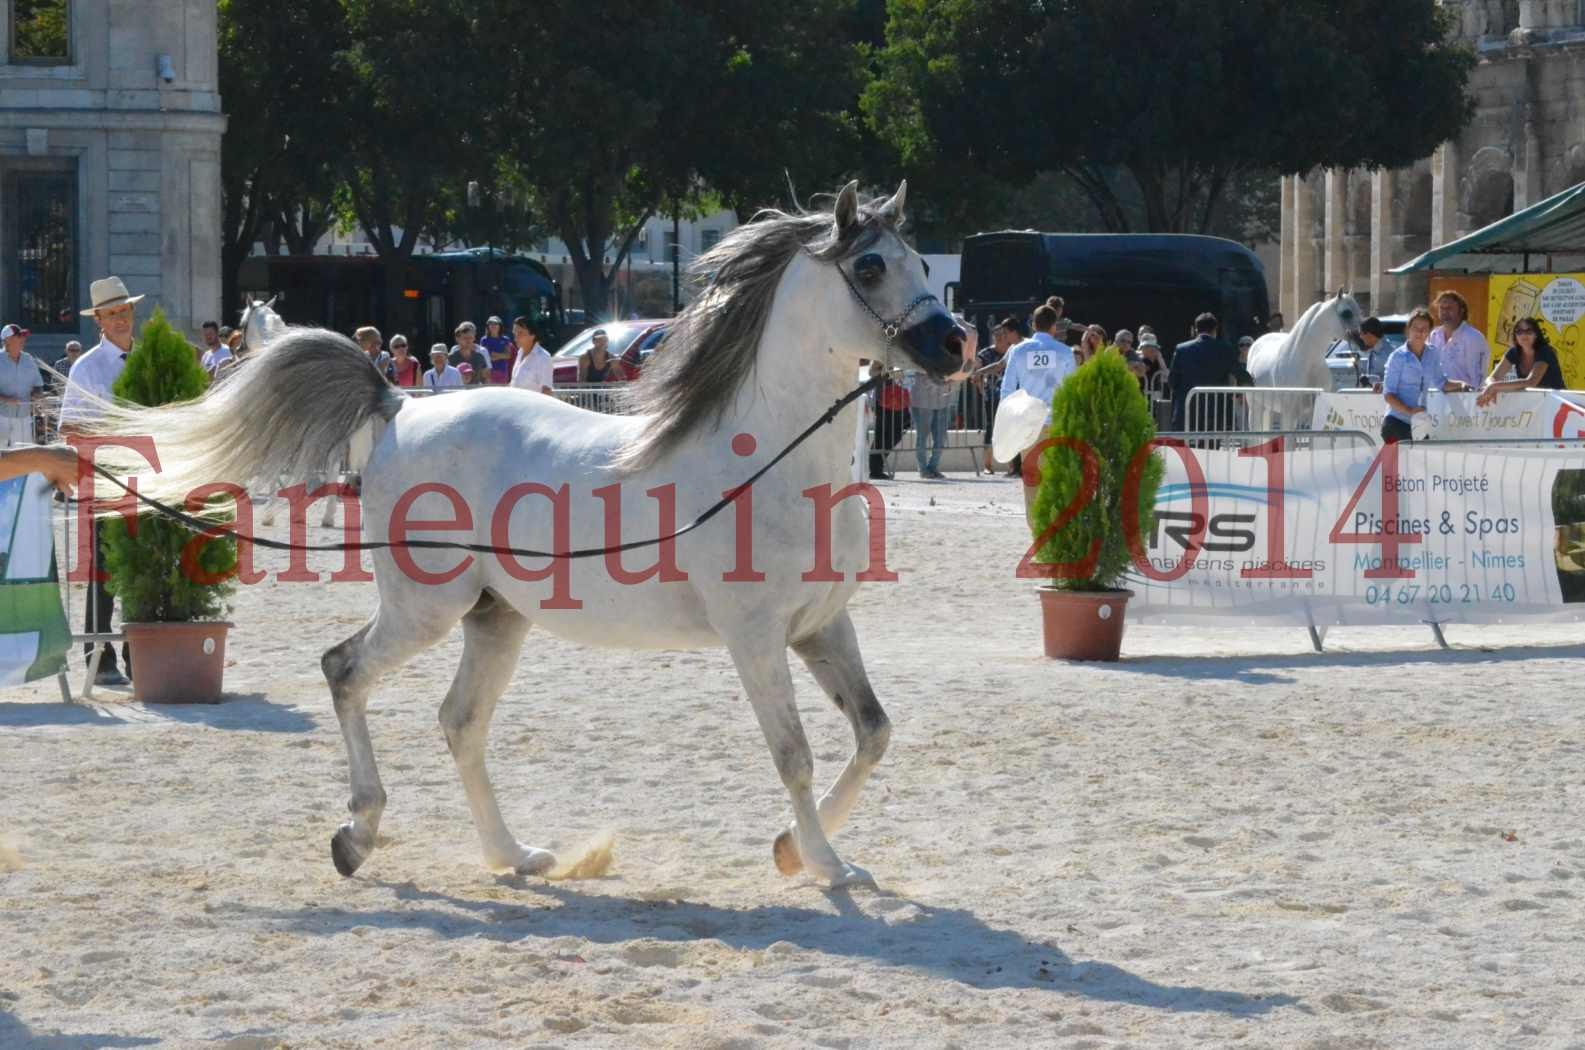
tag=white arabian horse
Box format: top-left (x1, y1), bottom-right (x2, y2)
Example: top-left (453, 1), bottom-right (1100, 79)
top-left (91, 181), bottom-right (963, 888)
top-left (1245, 290), bottom-right (1364, 430)
top-left (238, 296), bottom-right (287, 356)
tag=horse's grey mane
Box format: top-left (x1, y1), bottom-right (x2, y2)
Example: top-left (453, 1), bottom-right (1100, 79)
top-left (614, 190), bottom-right (898, 469)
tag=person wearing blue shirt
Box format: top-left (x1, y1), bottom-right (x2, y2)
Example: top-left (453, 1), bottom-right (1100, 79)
top-left (1000, 300), bottom-right (1076, 406)
top-left (1357, 316), bottom-right (1395, 388)
top-left (999, 299), bottom-right (1075, 512)
top-left (1381, 306), bottom-right (1472, 443)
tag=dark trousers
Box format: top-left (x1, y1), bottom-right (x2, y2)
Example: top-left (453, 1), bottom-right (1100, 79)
top-left (84, 518), bottom-right (129, 672)
top-left (1380, 415), bottom-right (1414, 445)
top-left (869, 407), bottom-right (908, 477)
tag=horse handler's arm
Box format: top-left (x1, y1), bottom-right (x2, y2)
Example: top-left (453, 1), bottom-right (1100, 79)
top-left (0, 444), bottom-right (81, 493)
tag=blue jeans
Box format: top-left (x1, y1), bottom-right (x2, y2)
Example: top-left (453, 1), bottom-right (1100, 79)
top-left (914, 406), bottom-right (951, 473)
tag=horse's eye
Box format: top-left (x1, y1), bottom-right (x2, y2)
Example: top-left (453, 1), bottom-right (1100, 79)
top-left (855, 253), bottom-right (886, 286)
top-left (1341, 309), bottom-right (1354, 321)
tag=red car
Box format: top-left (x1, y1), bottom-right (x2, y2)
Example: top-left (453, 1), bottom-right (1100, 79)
top-left (550, 320), bottom-right (670, 386)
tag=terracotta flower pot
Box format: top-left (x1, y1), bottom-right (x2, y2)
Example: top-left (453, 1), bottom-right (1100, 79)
top-left (124, 621), bottom-right (232, 704)
top-left (1038, 588), bottom-right (1131, 661)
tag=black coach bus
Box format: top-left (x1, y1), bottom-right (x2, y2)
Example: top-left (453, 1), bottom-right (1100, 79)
top-left (238, 248), bottom-right (563, 350)
top-left (948, 231), bottom-right (1270, 348)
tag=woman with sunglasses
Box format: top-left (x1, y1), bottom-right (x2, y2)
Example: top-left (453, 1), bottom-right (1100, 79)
top-left (1476, 317), bottom-right (1566, 407)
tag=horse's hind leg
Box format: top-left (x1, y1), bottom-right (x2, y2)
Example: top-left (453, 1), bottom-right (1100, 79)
top-left (324, 603), bottom-right (452, 877)
top-left (439, 591), bottom-right (552, 875)
top-left (776, 610), bottom-right (891, 876)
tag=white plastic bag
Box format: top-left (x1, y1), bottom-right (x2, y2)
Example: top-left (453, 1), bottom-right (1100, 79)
top-left (992, 389), bottom-right (1049, 463)
top-left (1410, 412), bottom-right (1432, 441)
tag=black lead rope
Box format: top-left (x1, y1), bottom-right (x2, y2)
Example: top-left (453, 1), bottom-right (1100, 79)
top-left (82, 374), bottom-right (888, 561)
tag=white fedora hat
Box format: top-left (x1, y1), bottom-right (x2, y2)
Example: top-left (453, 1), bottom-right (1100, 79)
top-left (80, 276), bottom-right (146, 316)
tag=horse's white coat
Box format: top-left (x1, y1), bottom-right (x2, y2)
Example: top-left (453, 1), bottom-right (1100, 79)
top-left (1246, 292), bottom-right (1364, 429)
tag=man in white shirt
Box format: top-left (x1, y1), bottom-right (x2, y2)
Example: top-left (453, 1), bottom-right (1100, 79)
top-left (1000, 301), bottom-right (1077, 407)
top-left (198, 320), bottom-right (232, 376)
top-left (998, 300), bottom-right (1077, 517)
top-left (424, 345), bottom-right (465, 390)
top-left (1428, 290), bottom-right (1491, 390)
top-left (508, 317), bottom-right (554, 395)
top-left (60, 276), bottom-right (144, 687)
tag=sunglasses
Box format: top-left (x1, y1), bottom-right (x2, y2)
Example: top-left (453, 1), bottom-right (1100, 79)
top-left (1516, 327), bottom-right (1538, 336)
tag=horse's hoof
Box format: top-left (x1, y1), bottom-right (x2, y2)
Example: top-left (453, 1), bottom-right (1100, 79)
top-left (826, 863), bottom-right (876, 890)
top-left (512, 848), bottom-right (556, 877)
top-left (772, 830), bottom-right (803, 876)
top-left (331, 827), bottom-right (367, 877)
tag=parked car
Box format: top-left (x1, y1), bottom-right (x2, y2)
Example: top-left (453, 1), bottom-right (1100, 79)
top-left (1325, 313), bottom-right (1406, 390)
top-left (551, 319), bottom-right (670, 385)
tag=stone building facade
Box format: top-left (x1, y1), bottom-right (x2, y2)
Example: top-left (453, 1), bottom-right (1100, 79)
top-left (0, 0), bottom-right (224, 363)
top-left (1279, 0), bottom-right (1585, 320)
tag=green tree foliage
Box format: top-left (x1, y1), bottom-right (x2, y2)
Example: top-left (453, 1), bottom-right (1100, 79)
top-left (336, 0), bottom-right (493, 313)
top-left (866, 0), bottom-right (1474, 235)
top-left (482, 0), bottom-right (870, 319)
top-left (218, 0), bottom-right (349, 315)
top-left (102, 311), bottom-right (237, 623)
top-left (1031, 352), bottom-right (1163, 591)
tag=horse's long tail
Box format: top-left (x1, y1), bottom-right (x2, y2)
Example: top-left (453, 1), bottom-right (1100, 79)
top-left (85, 327), bottom-right (404, 507)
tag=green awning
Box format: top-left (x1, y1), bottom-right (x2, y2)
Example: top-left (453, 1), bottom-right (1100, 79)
top-left (1390, 179), bottom-right (1585, 274)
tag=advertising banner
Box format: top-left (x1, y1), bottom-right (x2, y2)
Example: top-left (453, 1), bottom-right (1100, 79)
top-left (1313, 389), bottom-right (1585, 441)
top-left (1487, 273), bottom-right (1585, 385)
top-left (0, 473), bottom-right (70, 685)
top-left (1123, 439), bottom-right (1585, 626)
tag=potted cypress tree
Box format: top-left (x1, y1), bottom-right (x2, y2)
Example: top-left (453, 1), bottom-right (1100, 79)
top-left (1026, 351), bottom-right (1164, 660)
top-left (101, 308), bottom-right (238, 702)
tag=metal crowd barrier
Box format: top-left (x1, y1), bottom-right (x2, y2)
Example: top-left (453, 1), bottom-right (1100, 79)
top-left (1417, 436), bottom-right (1585, 449)
top-left (1182, 386), bottom-right (1323, 434)
top-left (554, 383), bottom-right (626, 414)
top-left (1153, 428), bottom-right (1378, 452)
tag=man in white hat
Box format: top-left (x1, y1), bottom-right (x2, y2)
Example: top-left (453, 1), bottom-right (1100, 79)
top-left (60, 275), bottom-right (145, 687)
top-left (0, 323), bottom-right (45, 447)
top-left (60, 276), bottom-right (142, 429)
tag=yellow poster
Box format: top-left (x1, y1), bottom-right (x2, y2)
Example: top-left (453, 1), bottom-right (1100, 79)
top-left (1487, 273), bottom-right (1585, 388)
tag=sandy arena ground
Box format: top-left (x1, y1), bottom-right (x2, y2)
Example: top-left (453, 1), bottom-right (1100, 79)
top-left (3, 473), bottom-right (1584, 1049)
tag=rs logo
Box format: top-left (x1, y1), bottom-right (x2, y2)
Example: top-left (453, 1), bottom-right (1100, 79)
top-left (1149, 510), bottom-right (1257, 553)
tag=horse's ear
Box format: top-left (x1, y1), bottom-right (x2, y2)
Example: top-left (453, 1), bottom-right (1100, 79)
top-left (879, 180), bottom-right (907, 226)
top-left (1336, 287), bottom-right (1344, 300)
top-left (834, 180), bottom-right (860, 234)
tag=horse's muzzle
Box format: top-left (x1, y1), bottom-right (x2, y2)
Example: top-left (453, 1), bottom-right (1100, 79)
top-left (900, 315), bottom-right (965, 378)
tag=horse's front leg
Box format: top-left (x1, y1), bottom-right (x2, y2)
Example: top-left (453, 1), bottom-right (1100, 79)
top-left (777, 611), bottom-right (890, 876)
top-left (724, 629), bottom-right (874, 888)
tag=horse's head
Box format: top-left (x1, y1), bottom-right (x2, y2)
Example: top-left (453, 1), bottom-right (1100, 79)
top-left (239, 297), bottom-right (286, 355)
top-left (1329, 288), bottom-right (1365, 352)
top-left (825, 180), bottom-right (964, 378)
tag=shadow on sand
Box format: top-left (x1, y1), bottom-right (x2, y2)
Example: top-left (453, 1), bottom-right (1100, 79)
top-left (218, 878), bottom-right (1299, 1018)
top-left (0, 691), bottom-right (315, 733)
top-left (0, 1011), bottom-right (159, 1050)
top-left (1108, 640), bottom-right (1585, 683)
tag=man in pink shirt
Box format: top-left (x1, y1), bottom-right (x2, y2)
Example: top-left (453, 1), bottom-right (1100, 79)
top-left (1427, 290), bottom-right (1491, 389)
